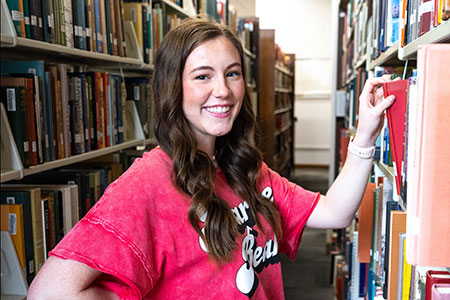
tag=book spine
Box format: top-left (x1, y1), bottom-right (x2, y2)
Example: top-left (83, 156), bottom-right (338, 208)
top-left (25, 80), bottom-right (38, 166)
top-left (63, 0), bottom-right (73, 47)
top-left (89, 73), bottom-right (98, 150)
top-left (96, 73), bottom-right (104, 148)
top-left (99, 0), bottom-right (107, 54)
top-left (18, 86), bottom-right (31, 168)
top-left (58, 0), bottom-right (66, 46)
top-left (55, 79), bottom-right (65, 159)
top-left (93, 0), bottom-right (102, 52)
top-left (71, 0), bottom-right (79, 48)
top-left (40, 198), bottom-right (50, 259)
top-left (22, 0), bottom-right (31, 38)
top-left (52, 0), bottom-right (60, 44)
top-left (46, 70), bottom-right (56, 161)
top-left (103, 0), bottom-right (112, 54)
top-left (142, 4), bottom-right (148, 64)
top-left (79, 74), bottom-right (90, 152)
top-left (84, 0), bottom-right (91, 51)
top-left (109, 0), bottom-right (117, 56)
top-left (77, 0), bottom-right (86, 49)
top-left (103, 73), bottom-right (110, 147)
top-left (6, 0), bottom-right (25, 37)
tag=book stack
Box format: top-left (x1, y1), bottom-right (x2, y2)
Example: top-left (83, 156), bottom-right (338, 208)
top-left (0, 60), bottom-right (138, 168)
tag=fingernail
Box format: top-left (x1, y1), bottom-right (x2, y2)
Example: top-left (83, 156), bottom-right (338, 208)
top-left (388, 95), bottom-right (396, 100)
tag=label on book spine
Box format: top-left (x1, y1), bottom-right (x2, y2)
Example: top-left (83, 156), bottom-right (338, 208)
top-left (39, 17), bottom-right (42, 28)
top-left (86, 28), bottom-right (91, 37)
top-left (11, 11), bottom-right (24, 22)
top-left (31, 15), bottom-right (37, 26)
top-left (6, 88), bottom-right (16, 111)
top-left (8, 213), bottom-right (17, 235)
top-left (25, 16), bottom-right (30, 25)
top-left (48, 15), bottom-right (54, 28)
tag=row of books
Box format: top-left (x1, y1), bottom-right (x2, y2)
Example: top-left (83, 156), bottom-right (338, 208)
top-left (0, 161), bottom-right (125, 284)
top-left (0, 60), bottom-right (153, 169)
top-left (351, 178), bottom-right (450, 300)
top-left (399, 0), bottom-right (450, 47)
top-left (341, 0), bottom-right (449, 78)
top-left (5, 0), bottom-right (127, 56)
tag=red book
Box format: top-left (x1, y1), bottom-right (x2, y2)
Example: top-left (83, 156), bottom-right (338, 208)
top-left (419, 0), bottom-right (434, 36)
top-left (382, 80), bottom-right (408, 196)
top-left (426, 270), bottom-right (450, 300)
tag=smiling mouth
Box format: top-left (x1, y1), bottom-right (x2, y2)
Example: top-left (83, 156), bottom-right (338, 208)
top-left (205, 106), bottom-right (231, 114)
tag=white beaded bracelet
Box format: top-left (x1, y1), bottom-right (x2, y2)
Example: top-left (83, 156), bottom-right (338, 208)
top-left (347, 136), bottom-right (375, 159)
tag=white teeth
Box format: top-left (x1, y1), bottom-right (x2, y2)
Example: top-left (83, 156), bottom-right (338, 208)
top-left (206, 106), bottom-right (230, 113)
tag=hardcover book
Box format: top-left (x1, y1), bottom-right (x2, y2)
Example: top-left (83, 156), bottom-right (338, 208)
top-left (382, 79), bottom-right (409, 196)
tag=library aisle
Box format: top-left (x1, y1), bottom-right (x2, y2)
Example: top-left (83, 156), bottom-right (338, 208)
top-left (281, 167), bottom-right (334, 300)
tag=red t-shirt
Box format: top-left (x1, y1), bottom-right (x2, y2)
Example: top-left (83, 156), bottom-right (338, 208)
top-left (50, 148), bottom-right (320, 299)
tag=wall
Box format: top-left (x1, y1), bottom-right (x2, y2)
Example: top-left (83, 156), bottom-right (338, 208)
top-left (228, 0), bottom-right (256, 16)
top-left (255, 0), bottom-right (333, 166)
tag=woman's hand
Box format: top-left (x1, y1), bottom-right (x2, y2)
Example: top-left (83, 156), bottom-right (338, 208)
top-left (353, 76), bottom-right (396, 147)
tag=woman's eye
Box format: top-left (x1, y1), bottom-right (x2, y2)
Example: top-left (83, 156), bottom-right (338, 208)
top-left (227, 71), bottom-right (240, 77)
top-left (195, 75), bottom-right (208, 80)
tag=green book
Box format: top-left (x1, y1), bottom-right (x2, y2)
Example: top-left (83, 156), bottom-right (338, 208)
top-left (0, 85), bottom-right (30, 168)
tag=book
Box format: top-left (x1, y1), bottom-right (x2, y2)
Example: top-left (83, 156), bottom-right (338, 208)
top-left (0, 190), bottom-right (36, 284)
top-left (29, 0), bottom-right (44, 41)
top-left (44, 71), bottom-right (56, 161)
top-left (0, 60), bottom-right (46, 164)
top-left (57, 63), bottom-right (71, 158)
top-left (99, 0), bottom-right (107, 54)
top-left (0, 85), bottom-right (30, 168)
top-left (64, 0), bottom-right (73, 47)
top-left (0, 204), bottom-right (26, 273)
top-left (93, 0), bottom-right (102, 52)
top-left (419, 0), bottom-right (434, 36)
top-left (383, 200), bottom-right (400, 298)
top-left (426, 270), bottom-right (450, 300)
top-left (406, 44), bottom-right (450, 267)
top-left (1, 76), bottom-right (38, 166)
top-left (6, 0), bottom-right (26, 37)
top-left (0, 186), bottom-right (45, 274)
top-left (387, 211), bottom-right (406, 300)
top-left (48, 65), bottom-right (65, 159)
top-left (383, 79), bottom-right (408, 197)
top-left (71, 0), bottom-right (79, 48)
top-left (358, 182), bottom-right (376, 263)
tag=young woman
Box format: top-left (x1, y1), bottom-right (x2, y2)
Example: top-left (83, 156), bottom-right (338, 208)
top-left (27, 19), bottom-right (395, 299)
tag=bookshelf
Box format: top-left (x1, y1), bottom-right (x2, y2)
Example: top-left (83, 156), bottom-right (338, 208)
top-left (331, 0), bottom-right (450, 298)
top-left (236, 16), bottom-right (260, 120)
top-left (258, 29), bottom-right (295, 178)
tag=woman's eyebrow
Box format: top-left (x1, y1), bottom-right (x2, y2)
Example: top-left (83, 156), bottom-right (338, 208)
top-left (189, 62), bottom-right (242, 74)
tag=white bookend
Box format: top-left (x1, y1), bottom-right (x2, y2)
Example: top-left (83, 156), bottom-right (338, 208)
top-left (0, 103), bottom-right (24, 182)
top-left (1, 231), bottom-right (28, 298)
top-left (124, 21), bottom-right (143, 62)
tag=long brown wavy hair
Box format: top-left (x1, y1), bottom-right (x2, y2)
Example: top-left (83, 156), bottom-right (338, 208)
top-left (152, 18), bottom-right (282, 262)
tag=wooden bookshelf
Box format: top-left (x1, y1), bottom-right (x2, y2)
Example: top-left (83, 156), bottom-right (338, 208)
top-left (258, 29), bottom-right (295, 177)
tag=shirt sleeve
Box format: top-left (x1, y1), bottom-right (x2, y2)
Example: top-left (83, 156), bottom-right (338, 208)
top-left (49, 214), bottom-right (152, 300)
top-left (49, 157), bottom-right (158, 299)
top-left (259, 163), bottom-right (320, 260)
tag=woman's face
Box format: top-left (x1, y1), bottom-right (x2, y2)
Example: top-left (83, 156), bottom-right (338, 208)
top-left (181, 36), bottom-right (245, 146)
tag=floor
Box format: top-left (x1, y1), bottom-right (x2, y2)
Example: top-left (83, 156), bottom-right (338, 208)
top-left (280, 167), bottom-right (334, 300)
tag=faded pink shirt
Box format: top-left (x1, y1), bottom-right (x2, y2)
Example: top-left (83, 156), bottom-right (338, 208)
top-left (50, 148), bottom-right (320, 299)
